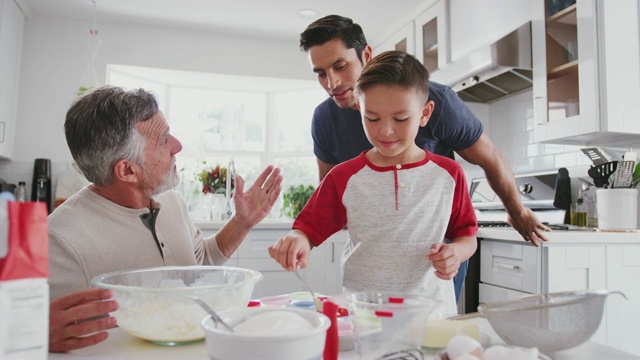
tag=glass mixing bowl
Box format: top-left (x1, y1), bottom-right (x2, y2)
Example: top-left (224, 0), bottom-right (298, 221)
top-left (91, 265), bottom-right (262, 345)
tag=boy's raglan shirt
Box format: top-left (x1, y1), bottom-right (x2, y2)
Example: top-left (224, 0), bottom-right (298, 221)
top-left (293, 150), bottom-right (477, 315)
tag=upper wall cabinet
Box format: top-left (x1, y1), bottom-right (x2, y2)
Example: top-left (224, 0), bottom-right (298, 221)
top-left (532, 0), bottom-right (640, 145)
top-left (373, 0), bottom-right (447, 73)
top-left (375, 0), bottom-right (531, 84)
top-left (447, 0), bottom-right (532, 60)
top-left (414, 0), bottom-right (449, 74)
top-left (0, 0), bottom-right (25, 159)
top-left (374, 21), bottom-right (416, 56)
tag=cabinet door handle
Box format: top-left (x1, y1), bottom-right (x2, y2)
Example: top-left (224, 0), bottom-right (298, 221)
top-left (535, 96), bottom-right (548, 125)
top-left (331, 242), bottom-right (335, 263)
top-left (494, 262), bottom-right (521, 271)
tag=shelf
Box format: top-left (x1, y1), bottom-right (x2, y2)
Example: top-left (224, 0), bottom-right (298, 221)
top-left (424, 43), bottom-right (438, 55)
top-left (548, 60), bottom-right (578, 79)
top-left (547, 4), bottom-right (577, 25)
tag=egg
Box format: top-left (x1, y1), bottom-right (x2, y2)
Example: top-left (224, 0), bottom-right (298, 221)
top-left (446, 335), bottom-right (483, 359)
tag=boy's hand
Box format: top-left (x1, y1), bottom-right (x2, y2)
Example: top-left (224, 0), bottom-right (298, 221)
top-left (268, 230), bottom-right (312, 271)
top-left (426, 242), bottom-right (461, 280)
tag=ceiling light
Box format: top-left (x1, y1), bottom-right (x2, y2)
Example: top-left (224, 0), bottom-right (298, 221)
top-left (299, 9), bottom-right (317, 18)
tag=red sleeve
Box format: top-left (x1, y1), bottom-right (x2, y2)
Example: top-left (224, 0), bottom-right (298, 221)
top-left (445, 165), bottom-right (478, 239)
top-left (293, 159), bottom-right (363, 246)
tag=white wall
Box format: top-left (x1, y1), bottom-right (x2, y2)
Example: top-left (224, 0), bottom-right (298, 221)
top-left (467, 89), bottom-right (640, 181)
top-left (13, 15), bottom-right (313, 164)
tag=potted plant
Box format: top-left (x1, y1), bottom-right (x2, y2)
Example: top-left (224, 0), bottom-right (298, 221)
top-left (281, 184), bottom-right (316, 219)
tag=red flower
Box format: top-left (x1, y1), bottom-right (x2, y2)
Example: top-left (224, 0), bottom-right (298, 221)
top-left (197, 164), bottom-right (233, 195)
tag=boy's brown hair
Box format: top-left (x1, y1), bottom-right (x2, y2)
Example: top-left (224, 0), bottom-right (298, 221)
top-left (356, 51), bottom-right (430, 100)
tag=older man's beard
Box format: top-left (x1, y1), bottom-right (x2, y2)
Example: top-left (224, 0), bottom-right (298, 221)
top-left (143, 159), bottom-right (180, 197)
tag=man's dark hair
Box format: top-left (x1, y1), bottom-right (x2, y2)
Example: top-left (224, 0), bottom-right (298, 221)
top-left (299, 15), bottom-right (368, 63)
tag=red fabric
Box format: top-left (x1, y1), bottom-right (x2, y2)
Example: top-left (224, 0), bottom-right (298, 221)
top-left (0, 201), bottom-right (49, 280)
top-left (322, 300), bottom-right (339, 360)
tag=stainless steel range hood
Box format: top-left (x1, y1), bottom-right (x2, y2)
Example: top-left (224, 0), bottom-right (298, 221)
top-left (431, 22), bottom-right (532, 103)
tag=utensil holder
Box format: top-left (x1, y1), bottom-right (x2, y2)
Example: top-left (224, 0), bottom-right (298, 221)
top-left (596, 189), bottom-right (638, 229)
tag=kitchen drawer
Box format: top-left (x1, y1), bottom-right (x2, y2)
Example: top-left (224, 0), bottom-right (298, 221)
top-left (480, 240), bottom-right (540, 293)
top-left (478, 283), bottom-right (528, 304)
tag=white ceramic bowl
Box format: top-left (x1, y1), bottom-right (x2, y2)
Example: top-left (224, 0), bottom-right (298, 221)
top-left (201, 307), bottom-right (331, 360)
top-left (90, 266), bottom-right (262, 345)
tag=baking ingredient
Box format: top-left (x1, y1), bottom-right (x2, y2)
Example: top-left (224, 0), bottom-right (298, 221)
top-left (115, 292), bottom-right (242, 342)
top-left (233, 311), bottom-right (313, 336)
top-left (114, 278), bottom-right (245, 342)
top-left (423, 319), bottom-right (480, 348)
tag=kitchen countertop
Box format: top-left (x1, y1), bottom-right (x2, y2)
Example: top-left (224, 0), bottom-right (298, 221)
top-left (478, 227), bottom-right (640, 245)
top-left (48, 317), bottom-right (640, 360)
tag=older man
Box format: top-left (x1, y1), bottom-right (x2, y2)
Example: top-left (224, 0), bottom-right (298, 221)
top-left (48, 85), bottom-right (282, 352)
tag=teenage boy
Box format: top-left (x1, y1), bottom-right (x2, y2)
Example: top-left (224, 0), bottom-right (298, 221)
top-left (269, 51), bottom-right (478, 316)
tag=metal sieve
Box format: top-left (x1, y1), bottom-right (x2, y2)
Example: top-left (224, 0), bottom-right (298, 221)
top-left (478, 290), bottom-right (626, 353)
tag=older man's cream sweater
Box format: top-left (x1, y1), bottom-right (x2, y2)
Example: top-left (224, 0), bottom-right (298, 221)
top-left (48, 187), bottom-right (227, 301)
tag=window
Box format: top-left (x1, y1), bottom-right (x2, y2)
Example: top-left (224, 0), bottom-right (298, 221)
top-left (107, 65), bottom-right (327, 219)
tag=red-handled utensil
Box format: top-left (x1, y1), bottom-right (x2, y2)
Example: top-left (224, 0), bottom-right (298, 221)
top-left (322, 300), bottom-right (339, 360)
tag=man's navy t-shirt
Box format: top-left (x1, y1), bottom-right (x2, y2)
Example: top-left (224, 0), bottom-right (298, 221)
top-left (311, 81), bottom-right (483, 164)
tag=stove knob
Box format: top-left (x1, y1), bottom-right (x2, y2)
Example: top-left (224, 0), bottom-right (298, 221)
top-left (519, 183), bottom-right (533, 194)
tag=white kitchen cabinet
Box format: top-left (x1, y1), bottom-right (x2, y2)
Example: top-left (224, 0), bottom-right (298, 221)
top-left (480, 240), bottom-right (541, 294)
top-left (315, 231), bottom-right (347, 296)
top-left (480, 238), bottom-right (640, 355)
top-left (605, 245), bottom-right (640, 355)
top-left (447, 0), bottom-right (532, 60)
top-left (374, 21), bottom-right (415, 56)
top-left (372, 0), bottom-right (447, 74)
top-left (414, 0), bottom-right (449, 74)
top-left (543, 246), bottom-right (606, 293)
top-left (478, 283), bottom-right (528, 303)
top-left (201, 225), bottom-right (343, 299)
top-left (0, 0), bottom-right (24, 159)
top-left (532, 0), bottom-right (640, 145)
top-left (543, 246), bottom-right (607, 345)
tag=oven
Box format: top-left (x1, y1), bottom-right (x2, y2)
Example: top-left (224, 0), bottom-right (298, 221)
top-left (461, 167), bottom-right (589, 313)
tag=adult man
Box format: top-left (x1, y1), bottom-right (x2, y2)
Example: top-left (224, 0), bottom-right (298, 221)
top-left (48, 85), bottom-right (282, 352)
top-left (300, 15), bottom-right (549, 300)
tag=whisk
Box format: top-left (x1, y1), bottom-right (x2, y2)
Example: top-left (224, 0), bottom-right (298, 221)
top-left (225, 159), bottom-right (235, 217)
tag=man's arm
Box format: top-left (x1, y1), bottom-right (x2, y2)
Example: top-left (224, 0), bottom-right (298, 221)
top-left (49, 288), bottom-right (118, 352)
top-left (317, 158), bottom-right (337, 182)
top-left (457, 132), bottom-right (550, 246)
top-left (215, 165), bottom-right (283, 258)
